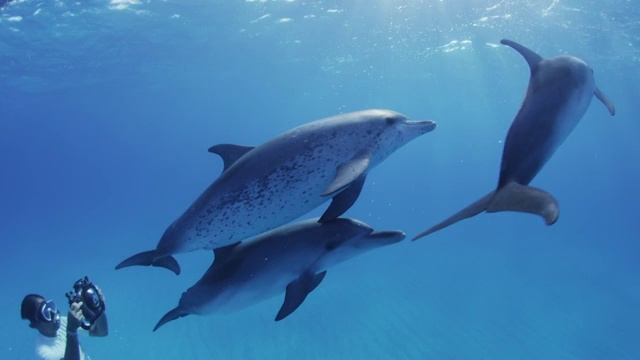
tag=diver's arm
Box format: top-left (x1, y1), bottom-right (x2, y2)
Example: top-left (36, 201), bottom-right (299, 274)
top-left (63, 304), bottom-right (83, 360)
top-left (64, 331), bottom-right (81, 360)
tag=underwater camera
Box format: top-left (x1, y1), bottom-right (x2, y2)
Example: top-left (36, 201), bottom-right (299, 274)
top-left (65, 276), bottom-right (105, 330)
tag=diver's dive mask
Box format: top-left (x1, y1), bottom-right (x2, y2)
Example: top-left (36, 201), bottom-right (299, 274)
top-left (38, 300), bottom-right (60, 323)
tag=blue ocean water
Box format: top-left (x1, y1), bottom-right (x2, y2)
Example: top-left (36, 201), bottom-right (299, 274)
top-left (1, 0), bottom-right (639, 359)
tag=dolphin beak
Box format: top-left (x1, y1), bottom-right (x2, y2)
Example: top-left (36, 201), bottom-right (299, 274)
top-left (404, 120), bottom-right (437, 134)
top-left (367, 230), bottom-right (406, 244)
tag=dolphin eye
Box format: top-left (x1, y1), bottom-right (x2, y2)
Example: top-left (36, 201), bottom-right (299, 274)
top-left (385, 116), bottom-right (397, 125)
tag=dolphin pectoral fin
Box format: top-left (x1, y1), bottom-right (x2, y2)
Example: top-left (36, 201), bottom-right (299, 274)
top-left (486, 182), bottom-right (559, 225)
top-left (412, 191), bottom-right (496, 240)
top-left (319, 176), bottom-right (366, 223)
top-left (275, 271), bottom-right (327, 321)
top-left (594, 87), bottom-right (616, 116)
top-left (153, 307), bottom-right (188, 332)
top-left (208, 144), bottom-right (255, 172)
top-left (500, 39), bottom-right (544, 73)
top-left (321, 154), bottom-right (370, 196)
top-left (115, 251), bottom-right (181, 276)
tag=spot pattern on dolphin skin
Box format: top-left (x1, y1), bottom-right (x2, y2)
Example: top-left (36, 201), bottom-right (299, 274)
top-left (190, 148), bottom-right (340, 249)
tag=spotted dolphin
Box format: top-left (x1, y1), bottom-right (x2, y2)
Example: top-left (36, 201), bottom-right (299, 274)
top-left (116, 109), bottom-right (434, 274)
top-left (414, 39), bottom-right (615, 240)
top-left (152, 217), bottom-right (405, 331)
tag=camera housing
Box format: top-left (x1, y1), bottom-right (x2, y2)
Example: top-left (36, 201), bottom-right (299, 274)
top-left (65, 276), bottom-right (105, 330)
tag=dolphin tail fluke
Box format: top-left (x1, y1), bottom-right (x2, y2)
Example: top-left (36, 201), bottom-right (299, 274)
top-left (594, 87), bottom-right (616, 116)
top-left (486, 182), bottom-right (559, 225)
top-left (115, 251), bottom-right (181, 275)
top-left (153, 307), bottom-right (188, 332)
top-left (412, 190), bottom-right (496, 240)
top-left (413, 183), bottom-right (559, 240)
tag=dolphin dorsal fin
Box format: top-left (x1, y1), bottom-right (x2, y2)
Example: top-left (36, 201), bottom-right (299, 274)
top-left (501, 39), bottom-right (544, 73)
top-left (208, 144), bottom-right (255, 172)
top-left (321, 152), bottom-right (370, 197)
top-left (213, 241), bottom-right (241, 261)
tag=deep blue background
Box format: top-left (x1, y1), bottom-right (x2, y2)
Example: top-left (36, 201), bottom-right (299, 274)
top-left (1, 1), bottom-right (638, 359)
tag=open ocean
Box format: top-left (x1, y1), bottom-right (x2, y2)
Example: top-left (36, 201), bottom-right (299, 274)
top-left (1, 0), bottom-right (639, 359)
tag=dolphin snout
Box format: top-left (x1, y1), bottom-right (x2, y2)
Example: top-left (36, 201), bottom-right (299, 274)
top-left (368, 230), bottom-right (406, 244)
top-left (405, 120), bottom-right (437, 134)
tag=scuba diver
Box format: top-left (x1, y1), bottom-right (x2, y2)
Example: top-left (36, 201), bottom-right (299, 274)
top-left (21, 276), bottom-right (109, 360)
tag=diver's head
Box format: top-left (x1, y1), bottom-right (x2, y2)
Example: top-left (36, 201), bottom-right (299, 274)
top-left (21, 294), bottom-right (61, 338)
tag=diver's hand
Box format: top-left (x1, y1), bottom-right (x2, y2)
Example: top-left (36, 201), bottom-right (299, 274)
top-left (67, 302), bottom-right (84, 333)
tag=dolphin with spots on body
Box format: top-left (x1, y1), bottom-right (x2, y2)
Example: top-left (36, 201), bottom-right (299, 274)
top-left (414, 39), bottom-right (615, 240)
top-left (116, 109), bottom-right (435, 274)
top-left (152, 217), bottom-right (405, 331)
